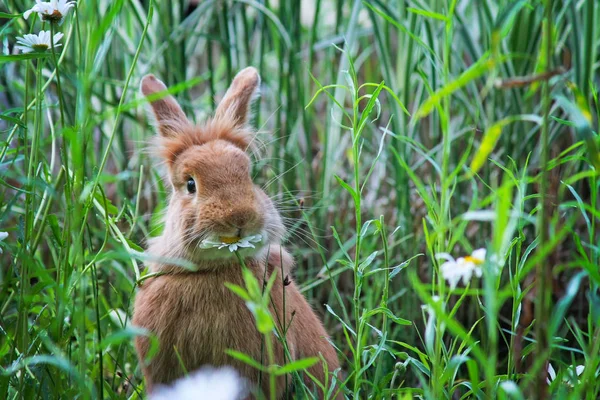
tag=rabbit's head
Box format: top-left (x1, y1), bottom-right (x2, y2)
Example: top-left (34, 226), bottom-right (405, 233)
top-left (141, 68), bottom-right (284, 266)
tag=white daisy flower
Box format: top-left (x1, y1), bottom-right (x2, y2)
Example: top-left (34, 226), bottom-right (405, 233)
top-left (199, 234), bottom-right (262, 253)
top-left (547, 363), bottom-right (584, 386)
top-left (0, 232), bottom-right (7, 254)
top-left (436, 248), bottom-right (487, 290)
top-left (151, 366), bottom-right (248, 400)
top-left (15, 31), bottom-right (63, 53)
top-left (24, 0), bottom-right (75, 25)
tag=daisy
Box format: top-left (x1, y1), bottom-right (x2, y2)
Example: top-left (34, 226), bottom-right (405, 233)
top-left (24, 0), bottom-right (75, 25)
top-left (0, 232), bottom-right (7, 254)
top-left (547, 363), bottom-right (584, 386)
top-left (436, 248), bottom-right (487, 290)
top-left (199, 234), bottom-right (262, 253)
top-left (15, 31), bottom-right (63, 53)
top-left (151, 366), bottom-right (248, 400)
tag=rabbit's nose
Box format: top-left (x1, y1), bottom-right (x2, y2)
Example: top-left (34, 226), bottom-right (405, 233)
top-left (225, 208), bottom-right (256, 229)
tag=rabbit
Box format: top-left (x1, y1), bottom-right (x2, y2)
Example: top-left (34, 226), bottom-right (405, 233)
top-left (132, 67), bottom-right (341, 399)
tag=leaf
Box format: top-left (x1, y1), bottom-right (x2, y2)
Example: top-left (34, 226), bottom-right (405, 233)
top-left (407, 7), bottom-right (447, 22)
top-left (325, 304), bottom-right (356, 336)
top-left (589, 291), bottom-right (600, 327)
top-left (555, 89), bottom-right (600, 170)
top-left (389, 254), bottom-right (422, 280)
top-left (99, 326), bottom-right (147, 350)
top-left (359, 251), bottom-right (378, 272)
top-left (364, 2), bottom-right (436, 59)
top-left (469, 114), bottom-right (542, 175)
top-left (470, 122), bottom-right (503, 174)
top-left (359, 219), bottom-right (376, 238)
top-left (93, 190), bottom-right (119, 215)
top-left (125, 238), bottom-right (144, 253)
top-left (440, 354), bottom-right (470, 385)
top-left (549, 271), bottom-right (588, 336)
top-left (0, 53), bottom-right (51, 64)
top-left (0, 113), bottom-right (25, 128)
top-left (255, 307), bottom-right (274, 334)
top-left (274, 357), bottom-right (320, 375)
top-left (356, 81), bottom-right (385, 138)
top-left (415, 55), bottom-right (495, 119)
top-left (47, 214), bottom-right (63, 245)
top-left (334, 175), bottom-right (357, 202)
top-left (224, 283), bottom-right (251, 301)
top-left (492, 1), bottom-right (529, 48)
top-left (225, 350), bottom-right (266, 372)
top-left (362, 307), bottom-right (412, 326)
top-left (359, 331), bottom-right (387, 376)
top-left (241, 266), bottom-right (261, 300)
top-left (0, 12), bottom-right (22, 18)
top-left (526, 19), bottom-right (554, 96)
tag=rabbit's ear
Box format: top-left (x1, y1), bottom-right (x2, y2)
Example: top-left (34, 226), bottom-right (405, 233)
top-left (141, 74), bottom-right (188, 136)
top-left (214, 67), bottom-right (260, 127)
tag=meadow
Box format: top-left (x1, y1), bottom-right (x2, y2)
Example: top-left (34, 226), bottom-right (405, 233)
top-left (0, 0), bottom-right (599, 398)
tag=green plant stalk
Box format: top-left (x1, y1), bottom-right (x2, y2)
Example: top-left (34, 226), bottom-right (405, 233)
top-left (24, 54), bottom-right (45, 372)
top-left (274, 0), bottom-right (285, 188)
top-left (234, 252), bottom-right (278, 399)
top-left (286, 0), bottom-right (299, 192)
top-left (367, 3), bottom-right (412, 228)
top-left (56, 7), bottom-right (82, 355)
top-left (31, 169), bottom-right (65, 252)
top-left (400, 12), bottom-right (418, 233)
top-left (2, 37), bottom-right (29, 396)
top-left (534, 0), bottom-right (553, 398)
top-left (582, 0), bottom-right (595, 98)
top-left (591, 172), bottom-right (598, 275)
top-left (373, 218), bottom-right (390, 387)
top-left (350, 93), bottom-right (363, 398)
top-left (322, 0), bottom-right (361, 199)
top-left (50, 23), bottom-right (66, 128)
top-left (75, 14), bottom-right (88, 383)
top-left (77, 4), bottom-right (152, 240)
top-left (14, 55), bottom-right (36, 400)
top-left (432, 0), bottom-right (457, 397)
top-left (279, 260), bottom-right (289, 395)
top-left (265, 332), bottom-right (277, 400)
top-left (91, 263), bottom-right (103, 400)
top-left (30, 23), bottom-right (70, 260)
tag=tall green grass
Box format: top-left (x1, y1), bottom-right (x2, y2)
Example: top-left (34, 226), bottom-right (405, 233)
top-left (0, 0), bottom-right (599, 398)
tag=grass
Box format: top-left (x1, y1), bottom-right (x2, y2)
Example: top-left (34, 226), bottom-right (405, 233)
top-left (1, 0), bottom-right (599, 398)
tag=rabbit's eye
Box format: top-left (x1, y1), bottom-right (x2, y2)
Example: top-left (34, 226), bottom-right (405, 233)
top-left (186, 177), bottom-right (196, 194)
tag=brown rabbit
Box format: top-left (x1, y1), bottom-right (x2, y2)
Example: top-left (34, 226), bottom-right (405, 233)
top-left (133, 67), bottom-right (341, 399)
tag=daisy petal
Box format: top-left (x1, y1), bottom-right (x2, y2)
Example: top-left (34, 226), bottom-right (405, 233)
top-left (435, 253), bottom-right (455, 262)
top-left (547, 363), bottom-right (556, 382)
top-left (471, 248), bottom-right (487, 262)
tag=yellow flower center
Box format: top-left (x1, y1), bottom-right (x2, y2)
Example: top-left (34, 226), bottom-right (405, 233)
top-left (42, 10), bottom-right (64, 22)
top-left (32, 44), bottom-right (49, 51)
top-left (220, 236), bottom-right (241, 244)
top-left (464, 256), bottom-right (484, 265)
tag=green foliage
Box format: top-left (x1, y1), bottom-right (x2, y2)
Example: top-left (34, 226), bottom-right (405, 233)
top-left (0, 0), bottom-right (599, 399)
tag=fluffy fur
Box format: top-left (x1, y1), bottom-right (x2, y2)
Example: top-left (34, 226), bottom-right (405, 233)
top-left (133, 67), bottom-right (341, 399)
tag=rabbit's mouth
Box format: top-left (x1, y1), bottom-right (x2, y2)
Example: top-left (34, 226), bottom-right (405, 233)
top-left (219, 236), bottom-right (241, 244)
top-left (192, 233), bottom-right (266, 261)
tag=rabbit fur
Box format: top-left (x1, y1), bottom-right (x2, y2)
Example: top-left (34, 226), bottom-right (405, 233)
top-left (133, 68), bottom-right (341, 399)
